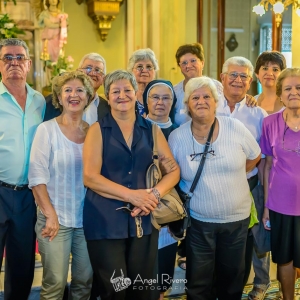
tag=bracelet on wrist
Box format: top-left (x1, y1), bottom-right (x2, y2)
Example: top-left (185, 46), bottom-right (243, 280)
top-left (152, 188), bottom-right (161, 207)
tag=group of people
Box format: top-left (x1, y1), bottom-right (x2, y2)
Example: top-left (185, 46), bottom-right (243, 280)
top-left (0, 37), bottom-right (299, 300)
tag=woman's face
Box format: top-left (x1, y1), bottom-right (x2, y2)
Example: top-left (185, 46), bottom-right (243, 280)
top-left (59, 79), bottom-right (88, 113)
top-left (187, 86), bottom-right (216, 120)
top-left (48, 0), bottom-right (58, 6)
top-left (147, 85), bottom-right (173, 120)
top-left (108, 79), bottom-right (136, 113)
top-left (178, 53), bottom-right (204, 80)
top-left (280, 76), bottom-right (300, 110)
top-left (132, 59), bottom-right (156, 85)
top-left (256, 62), bottom-right (281, 89)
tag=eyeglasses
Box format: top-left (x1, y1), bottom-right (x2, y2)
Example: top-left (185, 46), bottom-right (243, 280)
top-left (134, 66), bottom-right (154, 72)
top-left (0, 55), bottom-right (30, 64)
top-left (179, 58), bottom-right (199, 67)
top-left (190, 149), bottom-right (216, 161)
top-left (282, 125), bottom-right (300, 155)
top-left (148, 95), bottom-right (173, 103)
top-left (81, 66), bottom-right (104, 76)
top-left (224, 72), bottom-right (251, 82)
top-left (116, 204), bottom-right (134, 214)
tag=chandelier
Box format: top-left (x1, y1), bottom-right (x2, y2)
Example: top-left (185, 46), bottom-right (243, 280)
top-left (253, 0), bottom-right (300, 27)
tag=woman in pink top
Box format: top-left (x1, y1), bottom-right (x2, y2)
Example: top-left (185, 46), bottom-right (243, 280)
top-left (260, 68), bottom-right (300, 300)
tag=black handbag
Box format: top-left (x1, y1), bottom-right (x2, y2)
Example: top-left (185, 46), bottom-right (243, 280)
top-left (168, 118), bottom-right (216, 240)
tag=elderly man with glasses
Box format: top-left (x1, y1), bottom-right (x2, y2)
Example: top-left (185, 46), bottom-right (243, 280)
top-left (218, 56), bottom-right (269, 296)
top-left (0, 38), bottom-right (45, 299)
top-left (44, 52), bottom-right (109, 123)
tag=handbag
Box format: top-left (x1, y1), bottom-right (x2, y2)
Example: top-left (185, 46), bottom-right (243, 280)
top-left (146, 124), bottom-right (187, 230)
top-left (169, 118), bottom-right (216, 240)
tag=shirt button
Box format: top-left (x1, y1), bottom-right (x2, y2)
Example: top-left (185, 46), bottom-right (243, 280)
top-left (128, 184), bottom-right (131, 188)
top-left (128, 171), bottom-right (132, 174)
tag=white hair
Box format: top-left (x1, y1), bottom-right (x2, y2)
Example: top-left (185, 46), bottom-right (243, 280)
top-left (222, 56), bottom-right (254, 77)
top-left (78, 53), bottom-right (106, 75)
top-left (127, 48), bottom-right (159, 72)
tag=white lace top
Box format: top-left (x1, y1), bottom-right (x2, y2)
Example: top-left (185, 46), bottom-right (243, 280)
top-left (28, 119), bottom-right (86, 228)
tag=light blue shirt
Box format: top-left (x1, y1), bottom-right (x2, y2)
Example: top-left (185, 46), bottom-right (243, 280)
top-left (217, 95), bottom-right (268, 178)
top-left (0, 82), bottom-right (45, 185)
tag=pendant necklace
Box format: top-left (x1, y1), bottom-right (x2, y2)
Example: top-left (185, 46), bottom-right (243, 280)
top-left (191, 123), bottom-right (211, 141)
top-left (286, 112), bottom-right (300, 130)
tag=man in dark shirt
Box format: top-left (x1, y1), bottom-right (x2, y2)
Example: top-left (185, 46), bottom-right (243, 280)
top-left (44, 52), bottom-right (110, 123)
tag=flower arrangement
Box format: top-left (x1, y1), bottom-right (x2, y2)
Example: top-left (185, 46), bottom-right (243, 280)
top-left (0, 13), bottom-right (24, 39)
top-left (45, 54), bottom-right (74, 78)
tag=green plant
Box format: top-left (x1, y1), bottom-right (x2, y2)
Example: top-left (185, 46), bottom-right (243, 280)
top-left (0, 13), bottom-right (24, 39)
top-left (44, 54), bottom-right (75, 85)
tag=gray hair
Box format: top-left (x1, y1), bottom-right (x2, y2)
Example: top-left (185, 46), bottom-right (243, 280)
top-left (184, 77), bottom-right (219, 117)
top-left (222, 56), bottom-right (254, 77)
top-left (104, 70), bottom-right (138, 99)
top-left (0, 38), bottom-right (30, 57)
top-left (127, 48), bottom-right (159, 72)
top-left (52, 70), bottom-right (94, 111)
top-left (78, 52), bottom-right (106, 75)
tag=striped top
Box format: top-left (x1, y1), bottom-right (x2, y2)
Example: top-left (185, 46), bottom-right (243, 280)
top-left (169, 116), bottom-right (261, 223)
top-left (28, 119), bottom-right (86, 228)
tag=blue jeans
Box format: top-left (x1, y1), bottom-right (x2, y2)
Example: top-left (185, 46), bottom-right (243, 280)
top-left (252, 249), bottom-right (270, 285)
top-left (36, 212), bottom-right (93, 300)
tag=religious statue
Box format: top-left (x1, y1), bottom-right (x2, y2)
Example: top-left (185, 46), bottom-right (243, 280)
top-left (32, 0), bottom-right (68, 62)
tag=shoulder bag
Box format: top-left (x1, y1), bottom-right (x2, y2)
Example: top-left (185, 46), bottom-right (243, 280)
top-left (146, 124), bottom-right (187, 230)
top-left (169, 118), bottom-right (216, 240)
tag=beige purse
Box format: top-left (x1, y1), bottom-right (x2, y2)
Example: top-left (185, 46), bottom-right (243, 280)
top-left (146, 124), bottom-right (186, 230)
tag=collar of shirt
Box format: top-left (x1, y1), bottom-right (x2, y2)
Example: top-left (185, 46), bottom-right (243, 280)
top-left (0, 81), bottom-right (42, 109)
top-left (223, 95), bottom-right (246, 112)
top-left (89, 93), bottom-right (100, 108)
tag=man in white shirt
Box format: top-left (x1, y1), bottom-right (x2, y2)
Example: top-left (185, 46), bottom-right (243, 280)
top-left (219, 56), bottom-right (269, 297)
top-left (44, 52), bottom-right (109, 123)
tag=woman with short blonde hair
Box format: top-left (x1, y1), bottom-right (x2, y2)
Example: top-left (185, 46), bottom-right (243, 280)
top-left (29, 71), bottom-right (94, 299)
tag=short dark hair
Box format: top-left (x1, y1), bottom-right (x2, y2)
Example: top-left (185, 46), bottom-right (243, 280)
top-left (175, 43), bottom-right (205, 66)
top-left (254, 51), bottom-right (286, 74)
top-left (0, 38), bottom-right (30, 57)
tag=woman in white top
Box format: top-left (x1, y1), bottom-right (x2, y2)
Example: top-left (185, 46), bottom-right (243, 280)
top-left (28, 71), bottom-right (94, 299)
top-left (168, 76), bottom-right (261, 300)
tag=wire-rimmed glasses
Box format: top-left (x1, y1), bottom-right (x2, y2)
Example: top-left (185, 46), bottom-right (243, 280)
top-left (282, 125), bottom-right (300, 155)
top-left (0, 55), bottom-right (30, 64)
top-left (190, 149), bottom-right (216, 161)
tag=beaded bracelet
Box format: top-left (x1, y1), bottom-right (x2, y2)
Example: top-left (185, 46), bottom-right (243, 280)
top-left (152, 188), bottom-right (161, 208)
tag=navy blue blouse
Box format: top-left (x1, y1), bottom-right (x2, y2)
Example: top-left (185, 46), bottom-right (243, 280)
top-left (83, 112), bottom-right (154, 240)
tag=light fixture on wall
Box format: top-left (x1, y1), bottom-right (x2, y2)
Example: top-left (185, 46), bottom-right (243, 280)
top-left (253, 0), bottom-right (300, 27)
top-left (78, 0), bottom-right (124, 41)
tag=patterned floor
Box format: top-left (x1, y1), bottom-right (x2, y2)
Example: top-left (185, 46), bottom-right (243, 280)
top-left (164, 279), bottom-right (300, 299)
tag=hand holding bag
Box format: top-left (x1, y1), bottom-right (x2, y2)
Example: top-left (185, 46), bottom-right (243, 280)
top-left (146, 124), bottom-right (187, 230)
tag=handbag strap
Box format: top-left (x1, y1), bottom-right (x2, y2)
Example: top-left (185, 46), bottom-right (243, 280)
top-left (151, 123), bottom-right (162, 179)
top-left (189, 118), bottom-right (216, 194)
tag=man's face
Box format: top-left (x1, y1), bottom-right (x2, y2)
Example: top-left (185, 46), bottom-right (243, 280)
top-left (0, 46), bottom-right (31, 83)
top-left (220, 65), bottom-right (252, 100)
top-left (79, 58), bottom-right (105, 92)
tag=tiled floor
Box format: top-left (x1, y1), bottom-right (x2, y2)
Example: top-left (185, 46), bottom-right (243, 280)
top-left (1, 256), bottom-right (299, 299)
